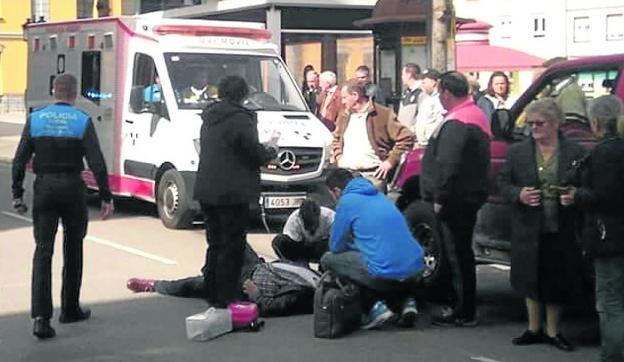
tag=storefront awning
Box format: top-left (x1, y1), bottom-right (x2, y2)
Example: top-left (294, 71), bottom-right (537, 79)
top-left (456, 43), bottom-right (544, 72)
top-left (353, 0), bottom-right (426, 28)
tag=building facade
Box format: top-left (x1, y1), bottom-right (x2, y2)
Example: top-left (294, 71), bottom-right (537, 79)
top-left (454, 0), bottom-right (624, 60)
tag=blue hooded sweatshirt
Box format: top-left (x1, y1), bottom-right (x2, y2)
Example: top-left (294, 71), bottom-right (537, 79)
top-left (330, 177), bottom-right (425, 280)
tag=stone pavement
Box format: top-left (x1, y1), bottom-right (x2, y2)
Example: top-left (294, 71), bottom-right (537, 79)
top-left (0, 112), bottom-right (26, 164)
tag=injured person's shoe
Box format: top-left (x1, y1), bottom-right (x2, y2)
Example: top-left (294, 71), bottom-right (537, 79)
top-left (127, 278), bottom-right (156, 293)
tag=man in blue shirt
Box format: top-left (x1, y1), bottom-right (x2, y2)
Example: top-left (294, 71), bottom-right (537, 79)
top-left (320, 168), bottom-right (424, 329)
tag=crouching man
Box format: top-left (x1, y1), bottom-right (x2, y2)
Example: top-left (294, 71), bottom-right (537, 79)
top-left (320, 168), bottom-right (425, 329)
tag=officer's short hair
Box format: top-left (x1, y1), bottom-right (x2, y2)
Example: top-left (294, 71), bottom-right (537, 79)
top-left (325, 167), bottom-right (354, 190)
top-left (218, 75), bottom-right (249, 103)
top-left (438, 71), bottom-right (469, 98)
top-left (403, 63), bottom-right (421, 79)
top-left (355, 65), bottom-right (371, 75)
top-left (342, 78), bottom-right (368, 99)
top-left (54, 74), bottom-right (78, 100)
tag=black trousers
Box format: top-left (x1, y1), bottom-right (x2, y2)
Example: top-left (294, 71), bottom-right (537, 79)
top-left (31, 173), bottom-right (88, 319)
top-left (201, 203), bottom-right (249, 307)
top-left (271, 234), bottom-right (328, 263)
top-left (438, 203), bottom-right (480, 319)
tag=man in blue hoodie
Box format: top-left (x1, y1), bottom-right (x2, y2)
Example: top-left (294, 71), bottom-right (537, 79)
top-left (320, 168), bottom-right (425, 329)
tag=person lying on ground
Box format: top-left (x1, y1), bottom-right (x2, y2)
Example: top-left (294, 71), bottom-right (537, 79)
top-left (127, 243), bottom-right (320, 317)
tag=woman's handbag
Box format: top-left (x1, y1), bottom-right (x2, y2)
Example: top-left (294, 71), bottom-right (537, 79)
top-left (313, 271), bottom-right (362, 339)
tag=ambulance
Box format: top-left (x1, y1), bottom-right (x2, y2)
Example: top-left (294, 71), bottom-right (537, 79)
top-left (25, 16), bottom-right (333, 229)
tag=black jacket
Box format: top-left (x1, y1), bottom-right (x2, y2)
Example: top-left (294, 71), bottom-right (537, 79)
top-left (12, 102), bottom-right (111, 201)
top-left (574, 136), bottom-right (624, 257)
top-left (497, 136), bottom-right (586, 299)
top-left (193, 100), bottom-right (276, 205)
top-left (420, 119), bottom-right (490, 209)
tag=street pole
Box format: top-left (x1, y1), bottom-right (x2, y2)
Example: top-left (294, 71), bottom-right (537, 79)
top-left (430, 0), bottom-right (455, 72)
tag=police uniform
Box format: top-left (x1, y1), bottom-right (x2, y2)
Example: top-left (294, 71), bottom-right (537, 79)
top-left (397, 86), bottom-right (422, 130)
top-left (12, 102), bottom-right (111, 320)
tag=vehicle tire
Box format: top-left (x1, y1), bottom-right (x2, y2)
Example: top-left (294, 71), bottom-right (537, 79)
top-left (157, 169), bottom-right (194, 229)
top-left (403, 200), bottom-right (450, 300)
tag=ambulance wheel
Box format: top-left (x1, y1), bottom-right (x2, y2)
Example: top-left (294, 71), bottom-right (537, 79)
top-left (157, 169), bottom-right (194, 229)
top-left (403, 200), bottom-right (450, 300)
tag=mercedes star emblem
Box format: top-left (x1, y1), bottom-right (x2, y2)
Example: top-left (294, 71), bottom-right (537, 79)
top-left (278, 150), bottom-right (296, 171)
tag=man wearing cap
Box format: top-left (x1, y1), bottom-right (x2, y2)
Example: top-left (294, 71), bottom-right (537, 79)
top-left (414, 69), bottom-right (445, 146)
top-left (397, 63), bottom-right (423, 132)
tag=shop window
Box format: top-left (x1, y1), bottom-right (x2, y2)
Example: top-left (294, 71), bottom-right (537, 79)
top-left (499, 16), bottom-right (512, 39)
top-left (81, 51), bottom-right (101, 104)
top-left (573, 16), bottom-right (591, 43)
top-left (607, 14), bottom-right (623, 41)
top-left (337, 36), bottom-right (373, 85)
top-left (285, 42), bottom-right (321, 89)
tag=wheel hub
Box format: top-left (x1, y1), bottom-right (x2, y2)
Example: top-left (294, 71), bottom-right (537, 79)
top-left (411, 222), bottom-right (438, 278)
top-left (162, 181), bottom-right (179, 218)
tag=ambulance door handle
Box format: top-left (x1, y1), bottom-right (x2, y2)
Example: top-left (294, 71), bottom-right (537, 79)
top-left (125, 119), bottom-right (134, 124)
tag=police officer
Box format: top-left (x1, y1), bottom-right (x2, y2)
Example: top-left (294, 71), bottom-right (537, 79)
top-left (12, 73), bottom-right (114, 339)
top-left (397, 63), bottom-right (423, 131)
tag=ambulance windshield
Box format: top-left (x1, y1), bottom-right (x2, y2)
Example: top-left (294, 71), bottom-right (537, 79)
top-left (165, 53), bottom-right (307, 111)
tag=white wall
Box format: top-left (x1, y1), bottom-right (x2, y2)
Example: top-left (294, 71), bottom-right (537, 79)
top-left (454, 0), bottom-right (624, 59)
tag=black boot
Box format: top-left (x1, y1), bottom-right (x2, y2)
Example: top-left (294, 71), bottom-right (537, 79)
top-left (59, 306), bottom-right (91, 324)
top-left (33, 317), bottom-right (56, 339)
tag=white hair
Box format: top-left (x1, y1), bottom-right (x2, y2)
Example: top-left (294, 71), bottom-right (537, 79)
top-left (319, 71), bottom-right (337, 85)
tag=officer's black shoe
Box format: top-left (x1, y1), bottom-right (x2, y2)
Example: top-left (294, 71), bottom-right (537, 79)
top-left (33, 317), bottom-right (56, 339)
top-left (59, 306), bottom-right (91, 324)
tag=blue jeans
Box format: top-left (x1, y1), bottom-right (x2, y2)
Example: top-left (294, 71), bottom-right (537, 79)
top-left (595, 256), bottom-right (624, 362)
top-left (320, 251), bottom-right (420, 299)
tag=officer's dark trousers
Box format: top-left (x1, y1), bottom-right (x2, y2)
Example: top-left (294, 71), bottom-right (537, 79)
top-left (31, 173), bottom-right (88, 319)
top-left (439, 203), bottom-right (480, 319)
top-left (201, 203), bottom-right (248, 307)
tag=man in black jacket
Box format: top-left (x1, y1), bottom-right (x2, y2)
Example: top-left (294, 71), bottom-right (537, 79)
top-left (420, 73), bottom-right (490, 327)
top-left (566, 95), bottom-right (624, 362)
top-left (12, 74), bottom-right (114, 339)
top-left (193, 75), bottom-right (277, 308)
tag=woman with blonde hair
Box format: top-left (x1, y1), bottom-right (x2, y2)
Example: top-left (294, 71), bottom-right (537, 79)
top-left (497, 98), bottom-right (586, 351)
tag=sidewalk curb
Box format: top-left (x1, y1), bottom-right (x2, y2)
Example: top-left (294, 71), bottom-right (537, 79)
top-left (0, 157), bottom-right (12, 165)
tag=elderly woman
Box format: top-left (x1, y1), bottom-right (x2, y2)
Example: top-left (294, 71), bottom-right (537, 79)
top-left (566, 95), bottom-right (624, 362)
top-left (497, 98), bottom-right (586, 351)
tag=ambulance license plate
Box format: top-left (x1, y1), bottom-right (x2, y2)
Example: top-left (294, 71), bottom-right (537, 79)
top-left (263, 193), bottom-right (307, 209)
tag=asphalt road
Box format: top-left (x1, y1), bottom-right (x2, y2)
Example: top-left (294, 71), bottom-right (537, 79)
top-left (0, 162), bottom-right (601, 362)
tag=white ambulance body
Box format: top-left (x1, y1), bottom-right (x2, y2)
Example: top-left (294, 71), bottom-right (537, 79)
top-left (25, 16), bottom-right (332, 229)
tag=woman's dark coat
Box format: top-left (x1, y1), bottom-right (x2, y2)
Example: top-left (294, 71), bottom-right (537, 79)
top-left (497, 136), bottom-right (587, 300)
top-left (194, 100), bottom-right (276, 206)
top-left (575, 136), bottom-right (624, 257)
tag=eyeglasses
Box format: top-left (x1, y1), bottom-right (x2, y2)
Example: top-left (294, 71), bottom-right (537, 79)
top-left (526, 120), bottom-right (546, 127)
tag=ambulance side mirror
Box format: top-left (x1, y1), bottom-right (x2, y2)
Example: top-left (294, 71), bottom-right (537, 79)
top-left (130, 86), bottom-right (145, 113)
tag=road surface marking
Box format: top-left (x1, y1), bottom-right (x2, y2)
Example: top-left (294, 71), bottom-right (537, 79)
top-left (471, 357), bottom-right (503, 362)
top-left (1, 211), bottom-right (32, 223)
top-left (1, 211), bottom-right (177, 265)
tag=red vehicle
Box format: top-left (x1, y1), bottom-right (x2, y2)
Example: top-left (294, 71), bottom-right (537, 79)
top-left (391, 54), bottom-right (624, 294)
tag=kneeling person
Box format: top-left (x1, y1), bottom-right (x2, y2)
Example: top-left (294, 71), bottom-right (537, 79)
top-left (272, 199), bottom-right (334, 264)
top-left (321, 168), bottom-right (424, 329)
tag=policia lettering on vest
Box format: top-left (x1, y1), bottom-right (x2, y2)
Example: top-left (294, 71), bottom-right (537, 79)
top-left (11, 74), bottom-right (114, 340)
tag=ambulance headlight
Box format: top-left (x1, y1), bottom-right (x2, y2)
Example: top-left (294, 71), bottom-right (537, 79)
top-left (193, 138), bottom-right (201, 155)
